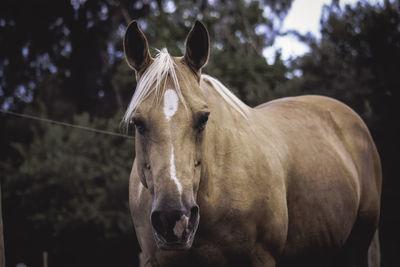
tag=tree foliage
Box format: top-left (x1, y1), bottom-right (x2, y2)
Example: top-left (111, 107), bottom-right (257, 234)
top-left (0, 0), bottom-right (292, 114)
top-left (2, 112), bottom-right (136, 266)
top-left (290, 0), bottom-right (399, 125)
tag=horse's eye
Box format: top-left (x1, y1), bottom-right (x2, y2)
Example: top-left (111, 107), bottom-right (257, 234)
top-left (132, 118), bottom-right (145, 134)
top-left (197, 112), bottom-right (210, 131)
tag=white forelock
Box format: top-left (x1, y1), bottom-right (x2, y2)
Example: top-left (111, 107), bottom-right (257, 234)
top-left (123, 48), bottom-right (185, 124)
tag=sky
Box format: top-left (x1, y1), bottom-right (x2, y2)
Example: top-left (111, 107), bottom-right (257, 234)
top-left (263, 0), bottom-right (383, 64)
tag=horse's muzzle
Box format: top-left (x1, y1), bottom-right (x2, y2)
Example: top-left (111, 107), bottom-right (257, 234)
top-left (151, 205), bottom-right (199, 250)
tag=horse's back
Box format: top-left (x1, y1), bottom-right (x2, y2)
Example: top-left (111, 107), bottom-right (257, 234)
top-left (255, 95), bottom-right (381, 266)
top-left (256, 95), bottom-right (381, 195)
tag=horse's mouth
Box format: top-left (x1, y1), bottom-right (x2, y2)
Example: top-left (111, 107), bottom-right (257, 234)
top-left (153, 229), bottom-right (196, 251)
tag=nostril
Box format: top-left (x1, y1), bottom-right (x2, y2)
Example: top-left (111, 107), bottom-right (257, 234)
top-left (151, 210), bottom-right (185, 240)
top-left (189, 205), bottom-right (199, 227)
top-left (151, 207), bottom-right (199, 243)
top-left (151, 211), bottom-right (165, 236)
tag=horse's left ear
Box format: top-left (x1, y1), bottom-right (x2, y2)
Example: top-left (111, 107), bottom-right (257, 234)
top-left (184, 21), bottom-right (210, 74)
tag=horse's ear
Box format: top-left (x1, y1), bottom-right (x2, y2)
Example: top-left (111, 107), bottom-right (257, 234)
top-left (184, 20), bottom-right (210, 74)
top-left (124, 20), bottom-right (152, 73)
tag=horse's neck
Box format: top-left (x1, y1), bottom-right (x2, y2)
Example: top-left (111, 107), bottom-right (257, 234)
top-left (199, 77), bottom-right (256, 191)
top-left (198, 82), bottom-right (285, 207)
top-left (200, 76), bottom-right (250, 147)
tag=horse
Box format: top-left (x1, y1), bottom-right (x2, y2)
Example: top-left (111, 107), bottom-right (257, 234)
top-left (122, 20), bottom-right (382, 267)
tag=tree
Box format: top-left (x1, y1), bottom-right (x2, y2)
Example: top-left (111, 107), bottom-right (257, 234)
top-left (0, 0), bottom-right (293, 115)
top-left (2, 112), bottom-right (137, 267)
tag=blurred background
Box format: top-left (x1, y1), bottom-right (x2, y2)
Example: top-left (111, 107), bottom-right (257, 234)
top-left (0, 0), bottom-right (399, 266)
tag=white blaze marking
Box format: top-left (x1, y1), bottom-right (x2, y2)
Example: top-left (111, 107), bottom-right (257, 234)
top-left (163, 89), bottom-right (182, 195)
top-left (173, 215), bottom-right (189, 239)
top-left (137, 182), bottom-right (143, 198)
top-left (170, 146), bottom-right (182, 194)
top-left (163, 89), bottom-right (179, 121)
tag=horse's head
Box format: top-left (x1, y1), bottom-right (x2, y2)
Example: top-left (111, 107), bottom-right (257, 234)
top-left (123, 21), bottom-right (210, 250)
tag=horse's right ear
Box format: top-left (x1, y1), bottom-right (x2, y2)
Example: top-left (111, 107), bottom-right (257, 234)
top-left (124, 21), bottom-right (152, 74)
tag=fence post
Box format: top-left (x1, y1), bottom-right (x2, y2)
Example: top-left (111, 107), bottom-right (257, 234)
top-left (43, 251), bottom-right (48, 267)
top-left (0, 183), bottom-right (5, 267)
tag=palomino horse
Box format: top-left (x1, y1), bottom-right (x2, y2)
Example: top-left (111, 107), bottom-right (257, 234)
top-left (123, 21), bottom-right (382, 267)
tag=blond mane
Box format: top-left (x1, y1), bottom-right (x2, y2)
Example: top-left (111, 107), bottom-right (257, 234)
top-left (201, 74), bottom-right (250, 119)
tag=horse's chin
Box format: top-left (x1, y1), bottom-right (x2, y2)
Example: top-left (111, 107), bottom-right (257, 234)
top-left (156, 241), bottom-right (192, 251)
top-left (154, 231), bottom-right (195, 251)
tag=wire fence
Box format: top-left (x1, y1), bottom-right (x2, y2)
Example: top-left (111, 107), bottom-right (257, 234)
top-left (0, 109), bottom-right (134, 139)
